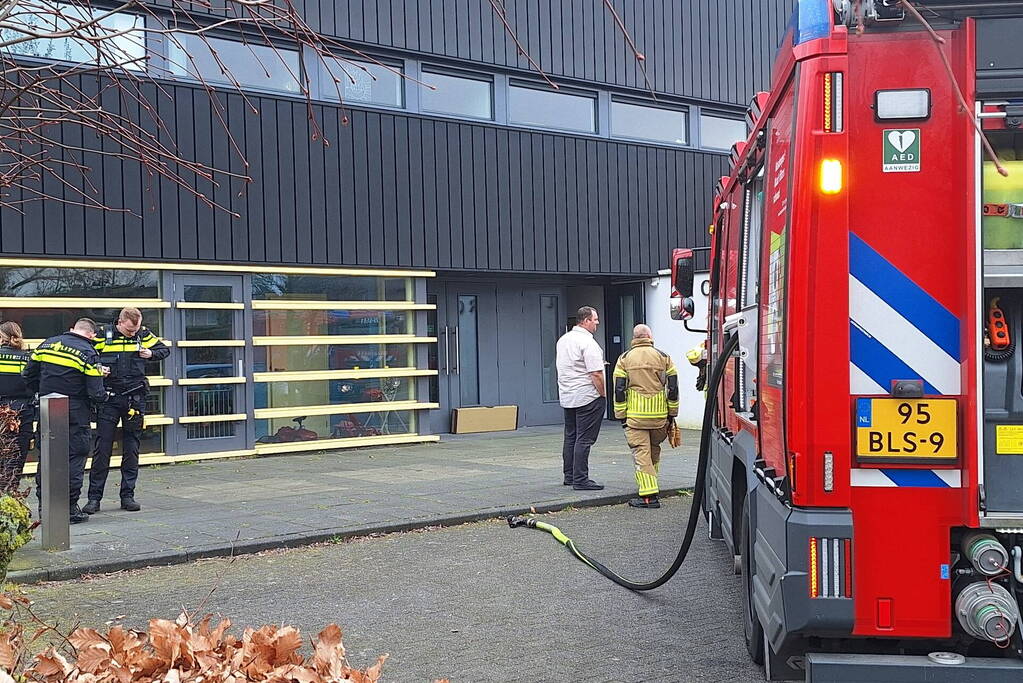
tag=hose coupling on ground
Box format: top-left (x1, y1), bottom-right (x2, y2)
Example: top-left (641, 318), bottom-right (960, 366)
top-left (507, 515), bottom-right (535, 529)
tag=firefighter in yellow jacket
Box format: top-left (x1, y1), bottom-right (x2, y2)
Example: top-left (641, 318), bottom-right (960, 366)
top-left (613, 324), bottom-right (679, 509)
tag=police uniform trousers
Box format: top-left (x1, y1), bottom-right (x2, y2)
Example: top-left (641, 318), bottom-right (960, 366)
top-left (624, 423), bottom-right (669, 497)
top-left (0, 398), bottom-right (34, 491)
top-left (35, 397), bottom-right (92, 505)
top-left (89, 392), bottom-right (143, 502)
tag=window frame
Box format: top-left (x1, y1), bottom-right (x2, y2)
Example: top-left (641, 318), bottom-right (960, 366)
top-left (507, 79), bottom-right (598, 135)
top-left (318, 52), bottom-right (405, 109)
top-left (699, 110), bottom-right (749, 152)
top-left (419, 64), bottom-right (495, 121)
top-left (609, 96), bottom-right (689, 146)
top-left (0, 2), bottom-right (149, 72)
top-left (162, 26), bottom-right (304, 96)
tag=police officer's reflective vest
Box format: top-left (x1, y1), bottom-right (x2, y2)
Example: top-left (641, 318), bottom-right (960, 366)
top-left (22, 333), bottom-right (108, 403)
top-left (0, 346), bottom-right (30, 399)
top-left (94, 325), bottom-right (170, 394)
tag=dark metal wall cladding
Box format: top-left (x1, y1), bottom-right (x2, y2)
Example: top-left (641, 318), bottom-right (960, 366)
top-left (297, 0), bottom-right (792, 106)
top-left (0, 83), bottom-right (728, 276)
top-left (0, 0), bottom-right (795, 275)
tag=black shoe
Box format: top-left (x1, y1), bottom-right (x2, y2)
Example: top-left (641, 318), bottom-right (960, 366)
top-left (628, 496), bottom-right (661, 509)
top-left (82, 499), bottom-right (100, 515)
top-left (563, 480), bottom-right (571, 486)
top-left (573, 481), bottom-right (605, 491)
top-left (120, 498), bottom-right (141, 512)
top-left (70, 505), bottom-right (89, 524)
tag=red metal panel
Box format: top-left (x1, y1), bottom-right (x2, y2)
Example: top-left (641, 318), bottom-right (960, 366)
top-left (851, 487), bottom-right (960, 637)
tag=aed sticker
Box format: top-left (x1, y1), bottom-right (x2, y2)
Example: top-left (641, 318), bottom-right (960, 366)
top-left (995, 425), bottom-right (1023, 454)
top-left (883, 129), bottom-right (921, 173)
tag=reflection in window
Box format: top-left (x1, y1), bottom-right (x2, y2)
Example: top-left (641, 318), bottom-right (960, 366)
top-left (611, 100), bottom-right (687, 145)
top-left (0, 267), bottom-right (159, 298)
top-left (1, 3), bottom-right (146, 71)
top-left (509, 85), bottom-right (596, 133)
top-left (321, 57), bottom-right (402, 107)
top-left (183, 310), bottom-right (234, 341)
top-left (420, 69), bottom-right (492, 119)
top-left (252, 309), bottom-right (412, 337)
top-left (701, 113), bottom-right (748, 151)
top-left (255, 410), bottom-right (414, 444)
top-left (1, 308), bottom-right (163, 339)
top-left (184, 347), bottom-right (235, 379)
top-left (254, 376), bottom-right (413, 410)
top-left (252, 274), bottom-right (408, 301)
top-left (254, 344), bottom-right (412, 373)
top-left (183, 285), bottom-right (234, 303)
top-left (167, 34), bottom-right (301, 94)
top-left (458, 295), bottom-right (479, 405)
top-left (541, 296), bottom-right (559, 402)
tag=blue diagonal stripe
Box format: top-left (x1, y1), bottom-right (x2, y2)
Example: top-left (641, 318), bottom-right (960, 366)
top-left (850, 233), bottom-right (960, 361)
top-left (881, 469), bottom-right (950, 488)
top-left (851, 323), bottom-right (940, 395)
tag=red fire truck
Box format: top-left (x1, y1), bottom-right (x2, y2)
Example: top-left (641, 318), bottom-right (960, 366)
top-left (670, 1), bottom-right (1023, 680)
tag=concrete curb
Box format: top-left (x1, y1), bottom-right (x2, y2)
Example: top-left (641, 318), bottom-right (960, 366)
top-left (9, 488), bottom-right (693, 584)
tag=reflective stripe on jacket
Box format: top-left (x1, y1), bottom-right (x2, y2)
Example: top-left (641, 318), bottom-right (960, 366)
top-left (612, 337), bottom-right (679, 429)
top-left (22, 332), bottom-right (108, 403)
top-left (0, 346), bottom-right (31, 398)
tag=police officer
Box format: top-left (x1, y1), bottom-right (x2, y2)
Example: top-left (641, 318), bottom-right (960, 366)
top-left (0, 322), bottom-right (33, 491)
top-left (612, 324), bottom-right (679, 509)
top-left (85, 307), bottom-right (169, 513)
top-left (22, 317), bottom-right (108, 523)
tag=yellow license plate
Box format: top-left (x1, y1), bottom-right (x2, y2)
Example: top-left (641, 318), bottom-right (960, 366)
top-left (855, 398), bottom-right (957, 461)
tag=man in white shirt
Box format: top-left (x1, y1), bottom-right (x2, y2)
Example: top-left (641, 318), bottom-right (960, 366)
top-left (555, 306), bottom-right (606, 490)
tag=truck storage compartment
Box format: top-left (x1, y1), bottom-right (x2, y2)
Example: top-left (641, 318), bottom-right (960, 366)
top-left (982, 128), bottom-right (1023, 518)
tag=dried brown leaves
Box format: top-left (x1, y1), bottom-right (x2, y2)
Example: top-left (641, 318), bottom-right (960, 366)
top-left (0, 594), bottom-right (388, 682)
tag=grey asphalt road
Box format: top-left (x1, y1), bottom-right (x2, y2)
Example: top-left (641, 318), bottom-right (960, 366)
top-left (25, 497), bottom-right (764, 683)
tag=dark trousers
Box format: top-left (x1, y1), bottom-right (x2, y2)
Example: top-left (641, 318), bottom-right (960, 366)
top-left (0, 399), bottom-right (34, 492)
top-left (35, 397), bottom-right (92, 506)
top-left (562, 397), bottom-right (605, 485)
top-left (89, 393), bottom-right (143, 502)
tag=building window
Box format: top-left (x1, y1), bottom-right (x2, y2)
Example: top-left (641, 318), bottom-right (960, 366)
top-left (508, 83), bottom-right (596, 134)
top-left (0, 3), bottom-right (146, 71)
top-left (420, 68), bottom-right (492, 120)
top-left (611, 100), bottom-right (687, 145)
top-left (321, 56), bottom-right (403, 107)
top-left (167, 33), bottom-right (301, 94)
top-left (252, 274), bottom-right (409, 301)
top-left (701, 113), bottom-right (748, 151)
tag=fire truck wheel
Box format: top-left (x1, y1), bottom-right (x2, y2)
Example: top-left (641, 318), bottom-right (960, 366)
top-left (740, 500), bottom-right (765, 665)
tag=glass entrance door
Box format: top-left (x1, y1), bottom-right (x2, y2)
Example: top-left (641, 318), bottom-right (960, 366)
top-left (428, 282), bottom-right (499, 432)
top-left (170, 275), bottom-right (249, 454)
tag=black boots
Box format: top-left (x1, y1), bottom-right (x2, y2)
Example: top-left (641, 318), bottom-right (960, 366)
top-left (628, 495), bottom-right (661, 509)
top-left (69, 504), bottom-right (89, 523)
top-left (120, 497), bottom-right (141, 512)
top-left (82, 499), bottom-right (100, 514)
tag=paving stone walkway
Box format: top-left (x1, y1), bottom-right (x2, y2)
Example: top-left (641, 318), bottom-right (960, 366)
top-left (10, 423), bottom-right (701, 583)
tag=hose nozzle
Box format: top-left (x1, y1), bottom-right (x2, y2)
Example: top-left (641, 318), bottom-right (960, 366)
top-left (507, 515), bottom-right (533, 529)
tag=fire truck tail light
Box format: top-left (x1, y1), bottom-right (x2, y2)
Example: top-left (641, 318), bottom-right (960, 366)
top-left (875, 89), bottom-right (931, 121)
top-left (809, 538), bottom-right (819, 598)
top-left (820, 159), bottom-right (843, 195)
top-left (823, 72), bottom-right (844, 132)
top-left (810, 537), bottom-right (853, 599)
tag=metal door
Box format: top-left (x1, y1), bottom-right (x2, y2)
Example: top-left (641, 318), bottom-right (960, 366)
top-left (169, 275), bottom-right (250, 454)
